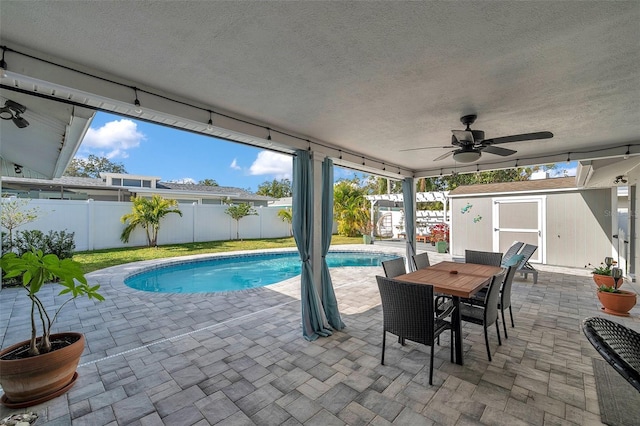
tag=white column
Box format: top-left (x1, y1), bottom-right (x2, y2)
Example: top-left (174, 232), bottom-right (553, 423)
top-left (312, 152), bottom-right (324, 296)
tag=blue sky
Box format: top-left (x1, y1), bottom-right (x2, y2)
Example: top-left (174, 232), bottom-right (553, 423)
top-left (76, 112), bottom-right (575, 192)
top-left (77, 112), bottom-right (361, 191)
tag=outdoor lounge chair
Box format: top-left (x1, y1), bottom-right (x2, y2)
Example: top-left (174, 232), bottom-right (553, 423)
top-left (516, 244), bottom-right (538, 284)
top-left (582, 317), bottom-right (640, 392)
top-left (376, 276), bottom-right (455, 385)
top-left (382, 257), bottom-right (406, 278)
top-left (501, 241), bottom-right (524, 266)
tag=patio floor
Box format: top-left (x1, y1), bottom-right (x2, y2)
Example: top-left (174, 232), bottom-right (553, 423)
top-left (1, 245), bottom-right (638, 425)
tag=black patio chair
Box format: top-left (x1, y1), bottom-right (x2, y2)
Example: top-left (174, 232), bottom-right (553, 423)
top-left (382, 257), bottom-right (407, 278)
top-left (412, 252), bottom-right (431, 270)
top-left (582, 317), bottom-right (640, 392)
top-left (459, 269), bottom-right (506, 361)
top-left (465, 249), bottom-right (503, 267)
top-left (376, 275), bottom-right (455, 385)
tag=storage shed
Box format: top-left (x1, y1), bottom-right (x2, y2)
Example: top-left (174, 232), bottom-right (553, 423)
top-left (448, 177), bottom-right (614, 269)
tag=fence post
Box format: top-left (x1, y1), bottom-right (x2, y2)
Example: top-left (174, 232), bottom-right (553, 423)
top-left (86, 199), bottom-right (94, 251)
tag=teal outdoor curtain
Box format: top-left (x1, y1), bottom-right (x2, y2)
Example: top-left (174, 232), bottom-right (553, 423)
top-left (402, 178), bottom-right (417, 271)
top-left (321, 158), bottom-right (345, 330)
top-left (292, 150), bottom-right (332, 341)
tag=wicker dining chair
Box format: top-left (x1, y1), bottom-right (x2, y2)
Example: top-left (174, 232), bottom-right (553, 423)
top-left (459, 269), bottom-right (506, 361)
top-left (465, 249), bottom-right (503, 267)
top-left (412, 252), bottom-right (431, 270)
top-left (582, 317), bottom-right (640, 392)
top-left (382, 257), bottom-right (407, 278)
top-left (376, 275), bottom-right (455, 385)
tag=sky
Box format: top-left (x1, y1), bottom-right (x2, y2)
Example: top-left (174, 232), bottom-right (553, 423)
top-left (75, 112), bottom-right (576, 192)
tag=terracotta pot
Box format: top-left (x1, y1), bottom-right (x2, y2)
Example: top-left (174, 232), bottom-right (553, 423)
top-left (0, 332), bottom-right (84, 408)
top-left (592, 274), bottom-right (622, 288)
top-left (597, 290), bottom-right (637, 317)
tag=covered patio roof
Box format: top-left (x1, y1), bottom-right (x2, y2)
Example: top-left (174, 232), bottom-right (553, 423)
top-left (1, 2), bottom-right (639, 179)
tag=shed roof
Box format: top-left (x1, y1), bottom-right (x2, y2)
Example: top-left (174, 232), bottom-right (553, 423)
top-left (448, 177), bottom-right (577, 197)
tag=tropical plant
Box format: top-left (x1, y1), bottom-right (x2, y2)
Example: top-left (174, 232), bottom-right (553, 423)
top-left (334, 179), bottom-right (370, 237)
top-left (1, 198), bottom-right (41, 251)
top-left (120, 195), bottom-right (182, 247)
top-left (198, 178), bottom-right (219, 186)
top-left (277, 207), bottom-right (293, 236)
top-left (0, 250), bottom-right (104, 357)
top-left (588, 257), bottom-right (616, 276)
top-left (225, 203), bottom-right (258, 240)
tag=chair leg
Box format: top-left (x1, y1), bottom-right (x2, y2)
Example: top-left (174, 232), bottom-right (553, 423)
top-left (450, 328), bottom-right (454, 362)
top-left (429, 342), bottom-right (435, 385)
top-left (495, 321), bottom-right (502, 346)
top-left (381, 331), bottom-right (386, 365)
top-left (509, 306), bottom-right (515, 328)
top-left (501, 308), bottom-right (508, 339)
top-left (484, 326), bottom-right (492, 362)
top-left (399, 336), bottom-right (405, 346)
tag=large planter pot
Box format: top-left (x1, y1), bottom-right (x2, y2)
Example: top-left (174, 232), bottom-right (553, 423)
top-left (592, 274), bottom-right (622, 288)
top-left (597, 290), bottom-right (637, 317)
top-left (0, 332), bottom-right (84, 408)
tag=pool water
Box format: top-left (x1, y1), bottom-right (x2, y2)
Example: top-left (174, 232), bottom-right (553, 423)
top-left (125, 251), bottom-right (397, 293)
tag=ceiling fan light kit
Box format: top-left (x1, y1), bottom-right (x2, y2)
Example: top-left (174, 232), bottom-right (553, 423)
top-left (453, 149), bottom-right (482, 163)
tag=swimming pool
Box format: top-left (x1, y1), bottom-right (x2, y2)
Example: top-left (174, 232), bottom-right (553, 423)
top-left (124, 251), bottom-right (397, 293)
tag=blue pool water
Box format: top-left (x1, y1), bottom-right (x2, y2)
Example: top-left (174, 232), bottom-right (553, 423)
top-left (125, 251), bottom-right (397, 293)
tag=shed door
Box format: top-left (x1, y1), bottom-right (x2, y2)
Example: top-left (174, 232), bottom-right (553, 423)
top-left (492, 197), bottom-right (545, 263)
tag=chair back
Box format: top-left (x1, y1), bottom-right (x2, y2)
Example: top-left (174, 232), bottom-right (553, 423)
top-left (412, 252), bottom-right (430, 270)
top-left (376, 276), bottom-right (436, 345)
top-left (482, 270), bottom-right (506, 326)
top-left (465, 250), bottom-right (503, 267)
top-left (501, 242), bottom-right (524, 266)
top-left (500, 264), bottom-right (519, 310)
top-left (382, 257), bottom-right (406, 278)
top-left (517, 244), bottom-right (538, 268)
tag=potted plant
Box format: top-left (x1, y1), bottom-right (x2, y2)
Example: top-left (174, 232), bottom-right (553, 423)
top-left (597, 267), bottom-right (636, 317)
top-left (0, 250), bottom-right (104, 408)
top-left (589, 257), bottom-right (621, 288)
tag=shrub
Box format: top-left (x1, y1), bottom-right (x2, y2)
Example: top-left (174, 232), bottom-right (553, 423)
top-left (14, 230), bottom-right (76, 259)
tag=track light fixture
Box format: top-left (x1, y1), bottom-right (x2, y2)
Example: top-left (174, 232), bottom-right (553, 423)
top-left (0, 99), bottom-right (29, 128)
top-left (614, 175), bottom-right (628, 184)
top-left (266, 128), bottom-right (271, 141)
top-left (624, 146), bottom-right (630, 160)
top-left (13, 164), bottom-right (22, 174)
top-left (133, 87), bottom-right (142, 113)
top-left (566, 153), bottom-right (571, 163)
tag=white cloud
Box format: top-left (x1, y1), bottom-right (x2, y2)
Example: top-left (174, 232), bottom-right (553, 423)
top-left (230, 158), bottom-right (241, 170)
top-left (82, 119), bottom-right (145, 159)
top-left (249, 151), bottom-right (292, 179)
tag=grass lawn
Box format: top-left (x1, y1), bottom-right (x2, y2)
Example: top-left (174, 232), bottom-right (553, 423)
top-left (73, 236), bottom-right (364, 273)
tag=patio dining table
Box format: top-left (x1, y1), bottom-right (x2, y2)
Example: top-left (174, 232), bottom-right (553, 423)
top-left (395, 261), bottom-right (503, 365)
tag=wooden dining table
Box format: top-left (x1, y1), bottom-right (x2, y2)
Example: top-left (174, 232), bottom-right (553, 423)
top-left (395, 261), bottom-right (503, 365)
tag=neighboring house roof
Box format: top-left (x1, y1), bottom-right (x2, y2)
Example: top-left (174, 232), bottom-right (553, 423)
top-left (448, 177), bottom-right (578, 197)
top-left (1, 176), bottom-right (274, 201)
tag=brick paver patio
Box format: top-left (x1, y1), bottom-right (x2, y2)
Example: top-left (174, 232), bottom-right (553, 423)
top-left (1, 245), bottom-right (638, 425)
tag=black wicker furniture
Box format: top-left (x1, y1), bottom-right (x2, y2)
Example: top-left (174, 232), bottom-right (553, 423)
top-left (465, 250), bottom-right (503, 267)
top-left (501, 241), bottom-right (524, 266)
top-left (376, 276), bottom-right (455, 385)
top-left (412, 252), bottom-right (431, 270)
top-left (516, 243), bottom-right (538, 284)
top-left (382, 257), bottom-right (406, 278)
top-left (582, 317), bottom-right (640, 392)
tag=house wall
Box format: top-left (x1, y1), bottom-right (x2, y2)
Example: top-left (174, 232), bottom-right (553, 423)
top-left (450, 188), bottom-right (612, 268)
top-left (1, 199), bottom-right (291, 251)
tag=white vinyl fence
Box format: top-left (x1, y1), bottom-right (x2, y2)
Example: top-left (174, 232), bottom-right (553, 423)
top-left (1, 199), bottom-right (291, 251)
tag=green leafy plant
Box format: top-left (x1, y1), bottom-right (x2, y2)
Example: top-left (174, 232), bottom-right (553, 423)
top-left (121, 195), bottom-right (182, 247)
top-left (590, 263), bottom-right (612, 275)
top-left (225, 203), bottom-right (258, 240)
top-left (598, 285), bottom-right (621, 294)
top-left (0, 250), bottom-right (104, 357)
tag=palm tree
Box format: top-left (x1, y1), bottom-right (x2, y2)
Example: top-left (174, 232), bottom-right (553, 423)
top-left (224, 203), bottom-right (257, 240)
top-left (120, 195), bottom-right (182, 247)
top-left (277, 207), bottom-right (293, 236)
top-left (333, 180), bottom-right (370, 237)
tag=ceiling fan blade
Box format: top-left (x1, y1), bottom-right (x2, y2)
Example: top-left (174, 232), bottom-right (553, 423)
top-left (483, 131), bottom-right (553, 145)
top-left (482, 145), bottom-right (517, 157)
top-left (433, 150), bottom-right (455, 161)
top-left (452, 130), bottom-right (474, 143)
top-left (399, 146), bottom-right (451, 152)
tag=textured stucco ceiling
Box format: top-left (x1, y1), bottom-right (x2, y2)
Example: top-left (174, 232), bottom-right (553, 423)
top-left (1, 1), bottom-right (639, 176)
